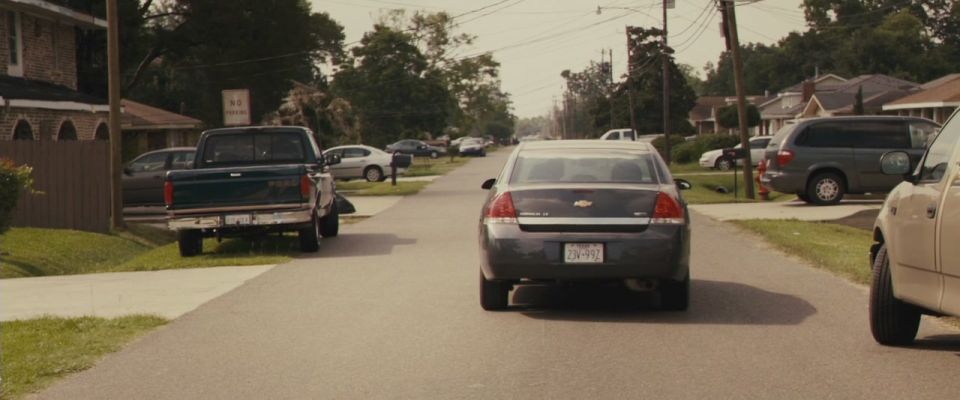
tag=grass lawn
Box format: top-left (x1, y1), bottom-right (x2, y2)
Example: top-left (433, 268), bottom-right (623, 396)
top-left (403, 157), bottom-right (470, 177)
top-left (0, 227), bottom-right (296, 278)
top-left (732, 219), bottom-right (874, 285)
top-left (337, 181), bottom-right (429, 196)
top-left (680, 173), bottom-right (794, 204)
top-left (669, 162), bottom-right (710, 174)
top-left (1, 315), bottom-right (168, 399)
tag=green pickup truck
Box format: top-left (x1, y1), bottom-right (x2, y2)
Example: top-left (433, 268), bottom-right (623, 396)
top-left (165, 126), bottom-right (346, 256)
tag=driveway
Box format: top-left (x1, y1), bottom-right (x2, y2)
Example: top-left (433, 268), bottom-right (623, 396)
top-left (690, 198), bottom-right (883, 221)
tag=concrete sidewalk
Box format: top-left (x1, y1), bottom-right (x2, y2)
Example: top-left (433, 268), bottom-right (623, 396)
top-left (689, 199), bottom-right (882, 221)
top-left (0, 265), bottom-right (274, 321)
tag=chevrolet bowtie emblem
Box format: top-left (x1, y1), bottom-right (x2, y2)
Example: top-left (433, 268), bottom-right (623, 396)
top-left (573, 200), bottom-right (593, 208)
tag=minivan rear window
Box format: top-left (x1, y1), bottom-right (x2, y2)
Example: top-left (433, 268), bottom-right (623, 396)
top-left (795, 120), bottom-right (908, 149)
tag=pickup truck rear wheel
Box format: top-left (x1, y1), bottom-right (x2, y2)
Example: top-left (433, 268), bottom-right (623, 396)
top-left (299, 213), bottom-right (320, 252)
top-left (870, 244), bottom-right (920, 345)
top-left (178, 230), bottom-right (203, 257)
top-left (320, 202), bottom-right (339, 238)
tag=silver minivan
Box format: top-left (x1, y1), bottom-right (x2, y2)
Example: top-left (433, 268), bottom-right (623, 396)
top-left (760, 116), bottom-right (940, 205)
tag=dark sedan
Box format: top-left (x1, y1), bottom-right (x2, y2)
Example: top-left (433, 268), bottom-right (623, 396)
top-left (478, 140), bottom-right (692, 311)
top-left (385, 139), bottom-right (446, 159)
top-left (122, 147), bottom-right (195, 206)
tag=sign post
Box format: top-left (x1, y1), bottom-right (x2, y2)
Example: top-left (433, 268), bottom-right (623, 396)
top-left (222, 89), bottom-right (251, 126)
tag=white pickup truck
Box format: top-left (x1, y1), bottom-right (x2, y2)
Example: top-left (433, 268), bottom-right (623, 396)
top-left (870, 108), bottom-right (960, 345)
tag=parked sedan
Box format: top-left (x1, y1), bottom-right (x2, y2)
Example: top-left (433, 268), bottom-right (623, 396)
top-left (122, 147), bottom-right (195, 207)
top-left (324, 145), bottom-right (405, 182)
top-left (478, 140), bottom-right (692, 311)
top-left (698, 136), bottom-right (771, 170)
top-left (459, 137), bottom-right (486, 157)
top-left (385, 139), bottom-right (446, 159)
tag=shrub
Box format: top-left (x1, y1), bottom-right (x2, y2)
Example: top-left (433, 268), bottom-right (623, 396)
top-left (651, 135), bottom-right (686, 160)
top-left (0, 159), bottom-right (34, 235)
top-left (670, 134), bottom-right (742, 164)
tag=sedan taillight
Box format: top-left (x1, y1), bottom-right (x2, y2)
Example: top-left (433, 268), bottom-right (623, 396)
top-left (484, 192), bottom-right (517, 224)
top-left (652, 192), bottom-right (684, 225)
top-left (164, 181), bottom-right (174, 207)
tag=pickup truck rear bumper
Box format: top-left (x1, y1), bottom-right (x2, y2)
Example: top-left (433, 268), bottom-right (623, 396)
top-left (168, 208), bottom-right (313, 231)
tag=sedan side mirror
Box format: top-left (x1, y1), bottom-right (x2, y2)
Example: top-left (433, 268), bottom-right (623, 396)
top-left (481, 178), bottom-right (496, 190)
top-left (675, 178), bottom-right (693, 190)
top-left (879, 151), bottom-right (910, 176)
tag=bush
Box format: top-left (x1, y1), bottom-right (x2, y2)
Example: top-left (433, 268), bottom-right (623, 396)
top-left (670, 134), bottom-right (741, 164)
top-left (651, 135), bottom-right (686, 160)
top-left (0, 159), bottom-right (34, 235)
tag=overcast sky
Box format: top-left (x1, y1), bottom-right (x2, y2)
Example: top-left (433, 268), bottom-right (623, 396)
top-left (309, 0), bottom-right (808, 118)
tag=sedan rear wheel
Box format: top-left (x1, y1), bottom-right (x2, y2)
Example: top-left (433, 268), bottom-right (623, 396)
top-left (869, 244), bottom-right (920, 345)
top-left (430, 151), bottom-right (439, 159)
top-left (480, 270), bottom-right (509, 310)
top-left (660, 273), bottom-right (690, 311)
top-left (364, 166), bottom-right (383, 182)
top-left (715, 158), bottom-right (733, 171)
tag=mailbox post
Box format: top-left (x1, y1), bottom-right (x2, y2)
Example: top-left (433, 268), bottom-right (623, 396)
top-left (390, 153), bottom-right (413, 186)
top-left (721, 147), bottom-right (748, 199)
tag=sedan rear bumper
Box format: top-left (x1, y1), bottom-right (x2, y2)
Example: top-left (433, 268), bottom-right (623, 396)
top-left (480, 223), bottom-right (689, 282)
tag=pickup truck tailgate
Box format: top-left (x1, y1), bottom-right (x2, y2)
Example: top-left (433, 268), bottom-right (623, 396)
top-left (168, 165), bottom-right (306, 211)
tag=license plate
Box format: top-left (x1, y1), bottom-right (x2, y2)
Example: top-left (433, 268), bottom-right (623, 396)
top-left (564, 243), bottom-right (604, 264)
top-left (224, 214), bottom-right (252, 225)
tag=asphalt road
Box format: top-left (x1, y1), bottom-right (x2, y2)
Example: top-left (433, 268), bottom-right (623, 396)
top-left (38, 148), bottom-right (960, 400)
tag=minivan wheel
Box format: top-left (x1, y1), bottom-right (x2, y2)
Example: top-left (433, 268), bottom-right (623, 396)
top-left (364, 166), bottom-right (383, 182)
top-left (807, 172), bottom-right (845, 205)
top-left (869, 244), bottom-right (920, 345)
top-left (480, 270), bottom-right (510, 311)
top-left (715, 158), bottom-right (733, 171)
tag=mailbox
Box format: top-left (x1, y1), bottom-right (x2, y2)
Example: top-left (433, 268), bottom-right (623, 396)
top-left (721, 147), bottom-right (748, 160)
top-left (391, 153), bottom-right (413, 168)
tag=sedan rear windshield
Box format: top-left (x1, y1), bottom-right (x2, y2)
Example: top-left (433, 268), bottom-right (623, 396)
top-left (510, 150), bottom-right (661, 184)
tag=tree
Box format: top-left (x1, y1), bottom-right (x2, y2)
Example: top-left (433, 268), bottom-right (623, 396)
top-left (716, 104), bottom-right (761, 130)
top-left (332, 25), bottom-right (455, 148)
top-left (622, 26), bottom-right (697, 135)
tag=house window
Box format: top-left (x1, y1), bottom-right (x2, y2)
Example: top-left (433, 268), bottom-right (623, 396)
top-left (7, 11), bottom-right (22, 77)
top-left (94, 123), bottom-right (109, 141)
top-left (57, 120), bottom-right (78, 141)
top-left (13, 120), bottom-right (32, 140)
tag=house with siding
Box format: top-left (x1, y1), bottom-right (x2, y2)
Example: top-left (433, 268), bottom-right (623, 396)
top-left (799, 74), bottom-right (919, 118)
top-left (882, 74), bottom-right (960, 124)
top-left (757, 74), bottom-right (847, 135)
top-left (0, 0), bottom-right (110, 142)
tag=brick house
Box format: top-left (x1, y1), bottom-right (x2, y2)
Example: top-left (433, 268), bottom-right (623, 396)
top-left (0, 0), bottom-right (111, 142)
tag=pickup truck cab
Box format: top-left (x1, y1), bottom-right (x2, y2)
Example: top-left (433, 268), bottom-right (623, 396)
top-left (870, 109), bottom-right (960, 345)
top-left (165, 126), bottom-right (342, 256)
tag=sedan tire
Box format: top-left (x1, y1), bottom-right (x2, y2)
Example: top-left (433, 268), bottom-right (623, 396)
top-left (177, 229), bottom-right (203, 257)
top-left (480, 270), bottom-right (509, 311)
top-left (715, 158), bottom-right (733, 171)
top-left (430, 151), bottom-right (439, 159)
top-left (364, 166), bottom-right (383, 182)
top-left (869, 244), bottom-right (920, 345)
top-left (660, 273), bottom-right (690, 311)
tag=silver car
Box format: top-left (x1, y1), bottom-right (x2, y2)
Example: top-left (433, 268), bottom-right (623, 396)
top-left (478, 140), bottom-right (692, 311)
top-left (324, 145), bottom-right (406, 182)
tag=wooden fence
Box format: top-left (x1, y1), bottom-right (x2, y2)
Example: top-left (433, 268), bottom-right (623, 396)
top-left (1, 141), bottom-right (111, 233)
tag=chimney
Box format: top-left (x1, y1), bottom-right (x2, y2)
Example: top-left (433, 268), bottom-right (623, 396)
top-left (802, 80), bottom-right (815, 102)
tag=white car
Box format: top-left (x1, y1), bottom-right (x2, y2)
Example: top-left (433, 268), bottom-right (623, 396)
top-left (869, 108), bottom-right (960, 345)
top-left (599, 128), bottom-right (637, 141)
top-left (698, 136), bottom-right (771, 170)
top-left (459, 137), bottom-right (487, 156)
top-left (324, 145), bottom-right (406, 182)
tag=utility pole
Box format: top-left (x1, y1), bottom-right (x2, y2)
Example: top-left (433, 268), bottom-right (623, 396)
top-left (722, 0), bottom-right (755, 199)
top-left (625, 29), bottom-right (639, 138)
top-left (608, 49), bottom-right (615, 130)
top-left (107, 0), bottom-right (125, 229)
top-left (661, 0), bottom-right (673, 165)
